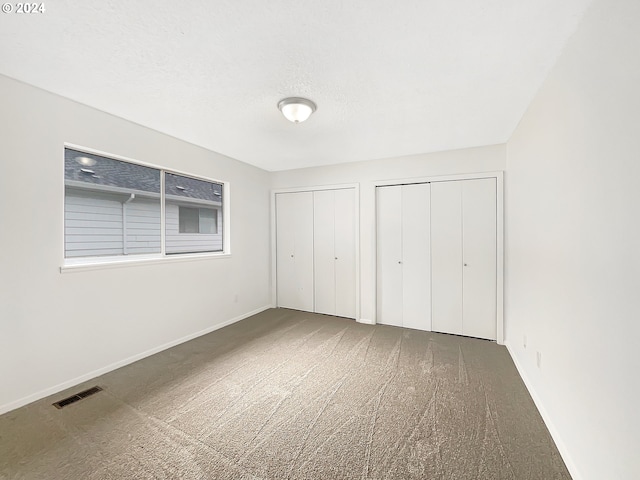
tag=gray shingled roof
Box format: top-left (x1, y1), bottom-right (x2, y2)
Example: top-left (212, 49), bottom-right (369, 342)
top-left (165, 172), bottom-right (222, 202)
top-left (64, 148), bottom-right (223, 201)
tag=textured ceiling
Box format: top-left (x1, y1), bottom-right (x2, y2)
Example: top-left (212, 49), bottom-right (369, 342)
top-left (0, 0), bottom-right (593, 171)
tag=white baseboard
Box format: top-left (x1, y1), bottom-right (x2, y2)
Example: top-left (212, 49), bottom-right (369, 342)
top-left (505, 342), bottom-right (583, 480)
top-left (357, 318), bottom-right (375, 325)
top-left (0, 305), bottom-right (272, 416)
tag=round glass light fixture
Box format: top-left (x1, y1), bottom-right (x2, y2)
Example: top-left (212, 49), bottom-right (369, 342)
top-left (278, 97), bottom-right (317, 123)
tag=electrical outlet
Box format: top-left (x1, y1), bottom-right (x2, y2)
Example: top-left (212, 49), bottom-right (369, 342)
top-left (536, 351), bottom-right (542, 368)
top-left (523, 335), bottom-right (527, 349)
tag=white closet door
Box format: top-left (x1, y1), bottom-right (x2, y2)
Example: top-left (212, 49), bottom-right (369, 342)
top-left (376, 186), bottom-right (403, 327)
top-left (276, 192), bottom-right (314, 311)
top-left (431, 181), bottom-right (463, 335)
top-left (462, 178), bottom-right (497, 340)
top-left (334, 188), bottom-right (356, 318)
top-left (314, 190), bottom-right (336, 316)
top-left (401, 183), bottom-right (431, 331)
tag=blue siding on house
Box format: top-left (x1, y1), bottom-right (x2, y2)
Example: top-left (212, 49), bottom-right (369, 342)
top-left (124, 200), bottom-right (161, 255)
top-left (165, 204), bottom-right (223, 254)
top-left (65, 188), bottom-right (223, 258)
top-left (64, 188), bottom-right (161, 258)
top-left (65, 190), bottom-right (124, 257)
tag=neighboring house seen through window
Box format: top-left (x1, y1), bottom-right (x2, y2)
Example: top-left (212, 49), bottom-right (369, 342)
top-left (64, 147), bottom-right (225, 262)
top-left (165, 172), bottom-right (223, 254)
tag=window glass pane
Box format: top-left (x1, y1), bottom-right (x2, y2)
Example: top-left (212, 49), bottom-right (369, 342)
top-left (64, 148), bottom-right (161, 258)
top-left (178, 207), bottom-right (199, 233)
top-left (199, 208), bottom-right (217, 234)
top-left (165, 172), bottom-right (223, 254)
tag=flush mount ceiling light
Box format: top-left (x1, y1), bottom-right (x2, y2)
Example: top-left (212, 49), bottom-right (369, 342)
top-left (278, 97), bottom-right (317, 123)
top-left (74, 155), bottom-right (97, 167)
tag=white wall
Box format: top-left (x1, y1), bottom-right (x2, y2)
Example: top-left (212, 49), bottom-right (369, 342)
top-left (0, 75), bottom-right (271, 413)
top-left (271, 145), bottom-right (506, 323)
top-left (505, 0), bottom-right (640, 478)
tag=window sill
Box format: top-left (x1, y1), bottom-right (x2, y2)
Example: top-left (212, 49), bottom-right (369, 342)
top-left (60, 252), bottom-right (231, 273)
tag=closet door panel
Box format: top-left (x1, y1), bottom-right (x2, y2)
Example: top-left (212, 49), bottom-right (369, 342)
top-left (334, 188), bottom-right (356, 318)
top-left (376, 186), bottom-right (403, 327)
top-left (313, 190), bottom-right (336, 315)
top-left (462, 178), bottom-right (497, 340)
top-left (401, 183), bottom-right (431, 331)
top-left (431, 181), bottom-right (463, 335)
top-left (276, 192), bottom-right (314, 311)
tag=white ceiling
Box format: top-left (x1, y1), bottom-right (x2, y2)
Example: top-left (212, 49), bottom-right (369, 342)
top-left (0, 0), bottom-right (593, 171)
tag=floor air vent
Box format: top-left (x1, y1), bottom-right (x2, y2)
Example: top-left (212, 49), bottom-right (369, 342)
top-left (53, 386), bottom-right (103, 409)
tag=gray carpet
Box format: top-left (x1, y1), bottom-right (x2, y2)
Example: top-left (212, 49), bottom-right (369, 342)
top-left (0, 309), bottom-right (571, 479)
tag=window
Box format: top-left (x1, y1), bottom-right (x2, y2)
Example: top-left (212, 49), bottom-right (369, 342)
top-left (165, 172), bottom-right (223, 254)
top-left (179, 207), bottom-right (218, 234)
top-left (179, 207), bottom-right (200, 233)
top-left (64, 147), bottom-right (226, 263)
top-left (198, 209), bottom-right (218, 234)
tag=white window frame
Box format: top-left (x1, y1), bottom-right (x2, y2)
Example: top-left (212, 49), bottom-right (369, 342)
top-left (61, 144), bottom-right (231, 273)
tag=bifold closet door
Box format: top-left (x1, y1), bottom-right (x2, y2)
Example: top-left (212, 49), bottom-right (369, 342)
top-left (313, 189), bottom-right (356, 318)
top-left (377, 186), bottom-right (403, 327)
top-left (462, 179), bottom-right (497, 339)
top-left (431, 182), bottom-right (463, 335)
top-left (377, 183), bottom-right (431, 330)
top-left (401, 184), bottom-right (431, 330)
top-left (276, 192), bottom-right (314, 311)
top-left (431, 178), bottom-right (497, 340)
top-left (333, 189), bottom-right (356, 318)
